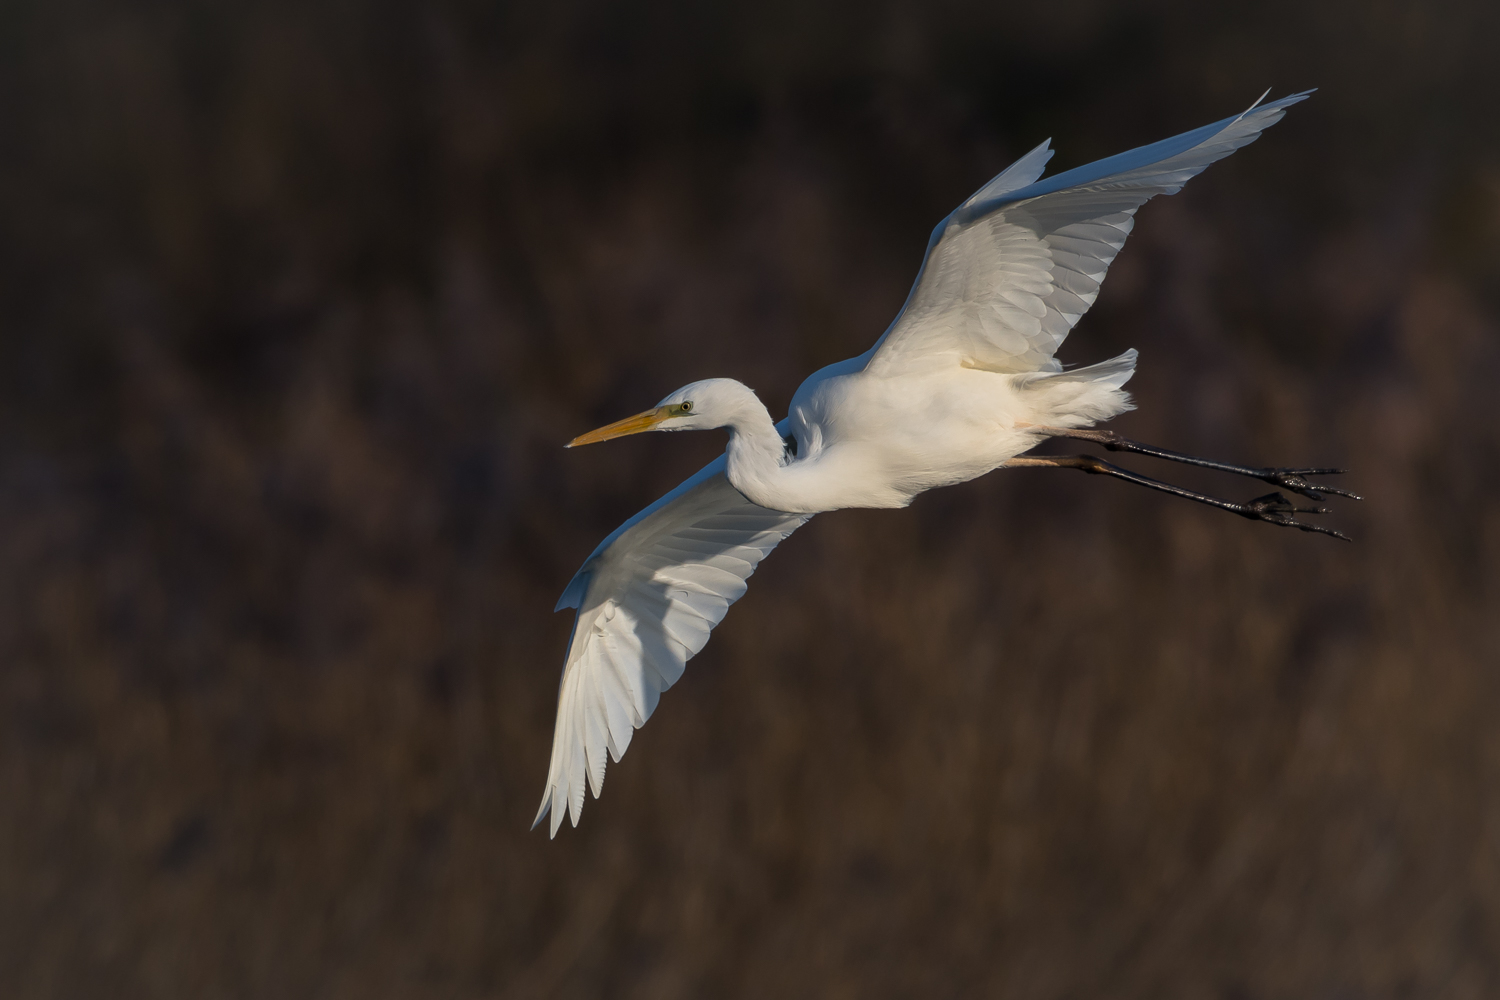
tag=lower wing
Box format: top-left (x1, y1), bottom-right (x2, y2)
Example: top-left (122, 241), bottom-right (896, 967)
top-left (535, 452), bottom-right (811, 837)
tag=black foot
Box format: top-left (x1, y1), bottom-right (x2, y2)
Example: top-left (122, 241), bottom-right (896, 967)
top-left (1240, 492), bottom-right (1351, 541)
top-left (1252, 469), bottom-right (1362, 503)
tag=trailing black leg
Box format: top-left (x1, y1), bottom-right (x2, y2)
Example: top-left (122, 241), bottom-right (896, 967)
top-left (1006, 454), bottom-right (1351, 541)
top-left (1034, 427), bottom-right (1361, 502)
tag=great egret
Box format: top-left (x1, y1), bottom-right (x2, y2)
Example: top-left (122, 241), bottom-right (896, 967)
top-left (534, 90), bottom-right (1356, 836)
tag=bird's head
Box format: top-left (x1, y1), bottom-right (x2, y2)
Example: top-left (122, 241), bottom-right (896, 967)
top-left (566, 378), bottom-right (757, 447)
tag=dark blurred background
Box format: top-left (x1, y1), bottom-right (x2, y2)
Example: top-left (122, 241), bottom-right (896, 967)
top-left (2, 1), bottom-right (1499, 996)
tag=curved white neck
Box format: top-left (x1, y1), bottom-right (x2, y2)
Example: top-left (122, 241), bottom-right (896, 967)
top-left (720, 399), bottom-right (797, 511)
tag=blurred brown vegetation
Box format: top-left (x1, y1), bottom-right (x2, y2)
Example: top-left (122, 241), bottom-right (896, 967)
top-left (2, 0), bottom-right (1499, 996)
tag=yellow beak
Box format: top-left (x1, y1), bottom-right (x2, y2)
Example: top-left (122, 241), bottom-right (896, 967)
top-left (566, 407), bottom-right (670, 448)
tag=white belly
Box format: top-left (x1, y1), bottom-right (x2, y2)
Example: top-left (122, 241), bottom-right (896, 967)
top-left (772, 366), bottom-right (1043, 511)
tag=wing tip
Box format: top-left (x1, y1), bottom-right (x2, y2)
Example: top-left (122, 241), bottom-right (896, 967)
top-left (1241, 88), bottom-right (1316, 120)
top-left (532, 791), bottom-right (557, 838)
top-left (532, 781), bottom-right (578, 839)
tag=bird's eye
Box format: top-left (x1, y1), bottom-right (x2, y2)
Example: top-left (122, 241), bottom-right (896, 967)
top-left (680, 401), bottom-right (692, 412)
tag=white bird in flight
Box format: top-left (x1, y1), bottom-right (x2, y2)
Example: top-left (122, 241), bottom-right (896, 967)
top-left (534, 90), bottom-right (1356, 836)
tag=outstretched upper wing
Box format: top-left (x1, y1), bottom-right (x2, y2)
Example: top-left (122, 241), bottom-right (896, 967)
top-left (865, 91), bottom-right (1312, 377)
top-left (534, 447), bottom-right (811, 837)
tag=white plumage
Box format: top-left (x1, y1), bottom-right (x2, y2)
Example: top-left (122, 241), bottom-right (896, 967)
top-left (535, 91), bottom-right (1316, 836)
